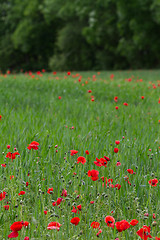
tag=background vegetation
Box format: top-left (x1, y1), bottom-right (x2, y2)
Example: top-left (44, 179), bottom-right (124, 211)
top-left (1, 0), bottom-right (160, 72)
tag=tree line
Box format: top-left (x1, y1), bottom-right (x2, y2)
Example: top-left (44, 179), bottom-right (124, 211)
top-left (1, 0), bottom-right (160, 72)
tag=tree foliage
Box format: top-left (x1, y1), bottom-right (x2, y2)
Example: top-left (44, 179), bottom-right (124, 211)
top-left (0, 0), bottom-right (160, 71)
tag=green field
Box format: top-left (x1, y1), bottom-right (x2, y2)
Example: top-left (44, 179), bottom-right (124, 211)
top-left (0, 70), bottom-right (160, 239)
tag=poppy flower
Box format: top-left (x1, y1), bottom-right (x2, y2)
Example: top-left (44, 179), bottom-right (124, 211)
top-left (8, 231), bottom-right (19, 238)
top-left (96, 228), bottom-right (102, 236)
top-left (27, 141), bottom-right (39, 150)
top-left (77, 156), bottom-right (86, 165)
top-left (141, 96), bottom-right (144, 99)
top-left (88, 169), bottom-right (99, 181)
top-left (91, 221), bottom-right (100, 229)
top-left (44, 210), bottom-right (48, 215)
top-left (71, 206), bottom-right (77, 213)
top-left (52, 197), bottom-right (63, 206)
top-left (115, 140), bottom-right (120, 145)
top-left (47, 222), bottom-right (62, 231)
top-left (24, 237), bottom-right (29, 240)
top-left (115, 220), bottom-right (130, 232)
top-left (115, 106), bottom-right (119, 110)
top-left (18, 191), bottom-right (26, 195)
top-left (136, 225), bottom-right (152, 240)
top-left (85, 150), bottom-right (89, 155)
top-left (1, 164), bottom-right (6, 167)
top-left (91, 98), bottom-right (95, 102)
top-left (70, 217), bottom-right (80, 226)
top-left (58, 96), bottom-right (61, 100)
top-left (153, 213), bottom-right (156, 219)
top-left (6, 152), bottom-right (20, 160)
top-left (130, 219), bottom-right (139, 226)
top-left (3, 205), bottom-right (9, 210)
top-left (70, 150), bottom-right (78, 156)
top-left (26, 182), bottom-right (29, 187)
top-left (67, 72), bottom-right (71, 75)
top-left (114, 96), bottom-right (118, 102)
top-left (94, 158), bottom-right (107, 167)
top-left (10, 221), bottom-right (23, 231)
top-left (123, 102), bottom-right (128, 106)
top-left (23, 221), bottom-right (29, 228)
top-left (127, 169), bottom-right (134, 174)
top-left (115, 184), bottom-right (121, 190)
top-left (88, 90), bottom-right (92, 93)
top-left (47, 187), bottom-right (53, 194)
top-left (77, 204), bottom-right (82, 211)
top-left (90, 201), bottom-right (94, 204)
top-left (0, 115), bottom-right (2, 120)
top-left (114, 148), bottom-right (119, 153)
top-left (155, 237), bottom-right (160, 240)
top-left (104, 156), bottom-right (110, 161)
top-left (0, 192), bottom-right (6, 201)
top-left (61, 189), bottom-right (67, 197)
top-left (116, 161), bottom-right (121, 166)
top-left (7, 145), bottom-right (11, 149)
top-left (148, 178), bottom-right (158, 187)
top-left (105, 216), bottom-right (115, 228)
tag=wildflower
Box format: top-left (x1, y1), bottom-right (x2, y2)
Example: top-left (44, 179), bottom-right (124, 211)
top-left (88, 169), bottom-right (99, 181)
top-left (71, 206), bottom-right (77, 213)
top-left (18, 191), bottom-right (26, 196)
top-left (136, 225), bottom-right (152, 239)
top-left (105, 216), bottom-right (115, 228)
top-left (85, 150), bottom-right (89, 155)
top-left (123, 102), bottom-right (128, 106)
top-left (3, 205), bottom-right (9, 210)
top-left (94, 157), bottom-right (107, 167)
top-left (70, 150), bottom-right (78, 156)
top-left (104, 156), bottom-right (110, 161)
top-left (47, 187), bottom-right (53, 194)
top-left (115, 140), bottom-right (120, 145)
top-left (58, 96), bottom-right (61, 99)
top-left (141, 96), bottom-right (144, 99)
top-left (7, 145), bottom-right (11, 149)
top-left (148, 178), bottom-right (158, 187)
top-left (8, 231), bottom-right (19, 238)
top-left (77, 205), bottom-right (82, 211)
top-left (114, 148), bottom-right (119, 153)
top-left (91, 222), bottom-right (100, 229)
top-left (127, 169), bottom-right (134, 174)
top-left (70, 217), bottom-right (80, 226)
top-left (47, 222), bottom-right (62, 231)
top-left (0, 192), bottom-right (6, 201)
top-left (130, 219), bottom-right (139, 226)
top-left (115, 184), bottom-right (121, 190)
top-left (1, 164), bottom-right (6, 167)
top-left (77, 156), bottom-right (86, 165)
top-left (44, 211), bottom-right (48, 215)
top-left (61, 189), bottom-right (67, 197)
top-left (115, 220), bottom-right (130, 232)
top-left (6, 152), bottom-right (20, 160)
top-left (116, 161), bottom-right (121, 166)
top-left (115, 106), bottom-right (119, 110)
top-left (10, 221), bottom-right (23, 232)
top-left (24, 237), bottom-right (29, 240)
top-left (27, 141), bottom-right (39, 150)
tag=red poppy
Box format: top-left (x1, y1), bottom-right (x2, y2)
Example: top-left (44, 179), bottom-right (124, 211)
top-left (116, 161), bottom-right (121, 166)
top-left (44, 210), bottom-right (48, 215)
top-left (18, 191), bottom-right (26, 195)
top-left (91, 98), bottom-right (95, 102)
top-left (58, 96), bottom-right (61, 99)
top-left (23, 221), bottom-right (29, 228)
top-left (148, 178), bottom-right (158, 187)
top-left (123, 102), bottom-right (128, 106)
top-left (105, 216), bottom-right (115, 228)
top-left (27, 141), bottom-right (39, 150)
top-left (0, 115), bottom-right (2, 120)
top-left (141, 96), bottom-right (144, 99)
top-left (70, 150), bottom-right (78, 156)
top-left (90, 201), bottom-right (94, 204)
top-left (115, 220), bottom-right (130, 232)
top-left (77, 204), bottom-right (82, 211)
top-left (61, 189), bottom-right (67, 197)
top-left (114, 96), bottom-right (118, 102)
top-left (115, 140), bottom-right (120, 145)
top-left (115, 106), bottom-right (119, 110)
top-left (88, 169), bottom-right (99, 181)
top-left (94, 158), bottom-right (107, 167)
top-left (47, 222), bottom-right (62, 231)
top-left (114, 148), bottom-right (119, 153)
top-left (3, 205), bottom-right (9, 210)
top-left (10, 222), bottom-right (23, 232)
top-left (7, 145), bottom-right (11, 149)
top-left (6, 152), bottom-right (20, 160)
top-left (115, 184), bottom-right (121, 190)
top-left (8, 231), bottom-right (19, 238)
top-left (153, 213), bottom-right (156, 219)
top-left (67, 72), bottom-right (71, 75)
top-left (24, 237), bottom-right (29, 240)
top-left (155, 237), bottom-right (160, 240)
top-left (96, 228), bottom-right (102, 236)
top-left (77, 156), bottom-right (86, 165)
top-left (88, 90), bottom-right (92, 93)
top-left (130, 219), bottom-right (139, 226)
top-left (70, 217), bottom-right (80, 226)
top-left (71, 206), bottom-right (77, 213)
top-left (52, 197), bottom-right (63, 206)
top-left (1, 164), bottom-right (6, 167)
top-left (136, 225), bottom-right (152, 240)
top-left (103, 156), bottom-right (110, 161)
top-left (91, 222), bottom-right (100, 229)
top-left (47, 187), bottom-right (53, 194)
top-left (0, 192), bottom-right (6, 201)
top-left (85, 150), bottom-right (89, 155)
top-left (127, 169), bottom-right (134, 174)
top-left (26, 182), bottom-right (29, 187)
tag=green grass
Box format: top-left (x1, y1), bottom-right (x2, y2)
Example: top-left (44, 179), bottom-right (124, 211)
top-left (0, 70), bottom-right (160, 239)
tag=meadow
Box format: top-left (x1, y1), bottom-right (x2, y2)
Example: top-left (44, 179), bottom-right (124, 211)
top-left (0, 70), bottom-right (160, 240)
